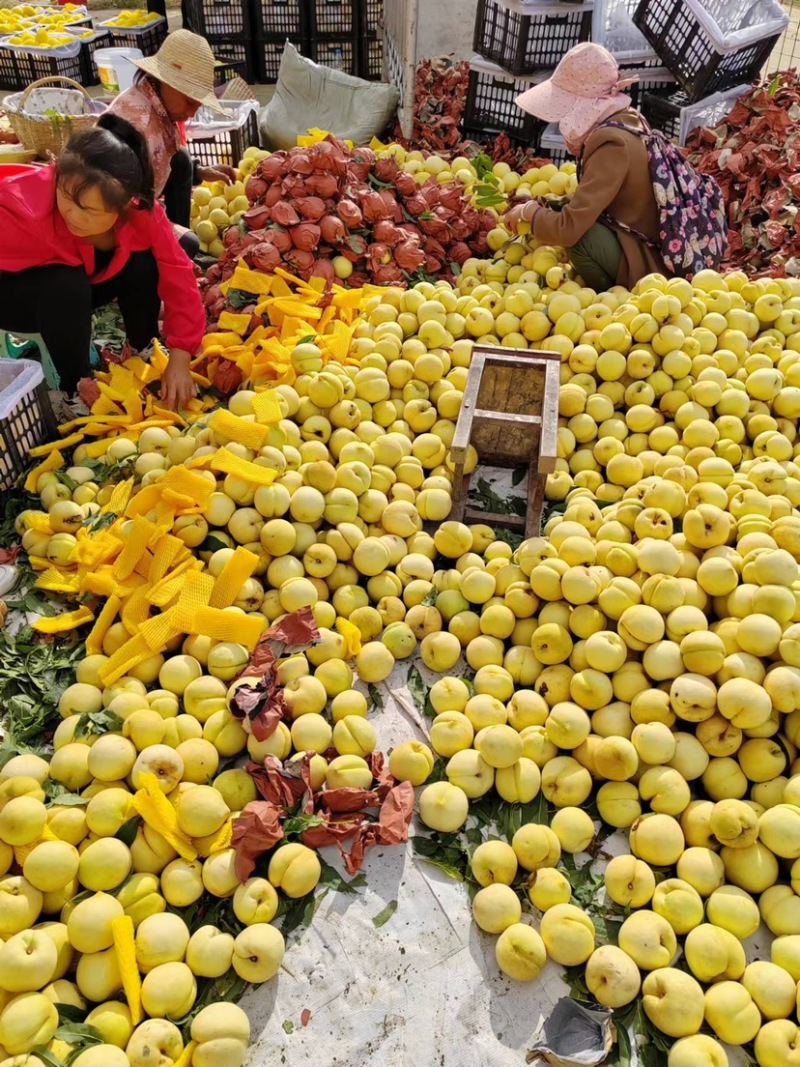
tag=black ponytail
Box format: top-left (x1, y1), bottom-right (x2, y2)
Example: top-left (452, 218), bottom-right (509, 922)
top-left (56, 113), bottom-right (156, 213)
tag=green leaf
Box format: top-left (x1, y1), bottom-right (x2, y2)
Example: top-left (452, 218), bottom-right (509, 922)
top-left (421, 586), bottom-right (438, 607)
top-left (282, 813), bottom-right (326, 837)
top-left (278, 887), bottom-right (328, 939)
top-left (318, 857), bottom-right (365, 895)
top-left (297, 334), bottom-right (317, 345)
top-left (57, 1004), bottom-right (87, 1024)
top-left (411, 834), bottom-right (469, 881)
top-left (372, 899), bottom-right (398, 928)
top-left (511, 467), bottom-right (527, 487)
top-left (29, 1050), bottom-right (62, 1067)
top-left (55, 1022), bottom-right (104, 1046)
top-left (283, 1020), bottom-right (295, 1034)
top-left (367, 683), bottom-right (384, 713)
top-left (407, 665), bottom-right (432, 717)
top-left (115, 815), bottom-right (141, 848)
top-left (415, 856), bottom-right (464, 881)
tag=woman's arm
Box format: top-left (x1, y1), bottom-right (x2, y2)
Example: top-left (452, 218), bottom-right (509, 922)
top-left (532, 141), bottom-right (629, 248)
top-left (144, 203), bottom-right (206, 409)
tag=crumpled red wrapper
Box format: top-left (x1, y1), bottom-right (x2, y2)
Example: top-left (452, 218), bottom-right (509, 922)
top-left (212, 358), bottom-right (243, 396)
top-left (78, 377), bottom-right (101, 408)
top-left (339, 782), bottom-right (415, 875)
top-left (232, 800), bottom-right (284, 881)
top-left (0, 547), bottom-right (20, 564)
top-left (248, 754), bottom-right (314, 809)
top-left (264, 606), bottom-right (320, 647)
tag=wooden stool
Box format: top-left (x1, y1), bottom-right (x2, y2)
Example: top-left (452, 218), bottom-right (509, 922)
top-left (449, 345), bottom-right (560, 537)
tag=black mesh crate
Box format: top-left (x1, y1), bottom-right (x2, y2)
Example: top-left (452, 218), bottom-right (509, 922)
top-left (463, 60), bottom-right (543, 143)
top-left (101, 17), bottom-right (168, 57)
top-left (0, 360), bottom-right (58, 493)
top-left (310, 0), bottom-right (359, 36)
top-left (633, 0), bottom-right (787, 101)
top-left (211, 38), bottom-right (256, 83)
top-left (253, 0), bottom-right (308, 39)
top-left (0, 41), bottom-right (82, 92)
top-left (184, 0), bottom-right (250, 39)
top-left (310, 35), bottom-right (357, 74)
top-left (255, 36), bottom-right (305, 82)
top-left (187, 107), bottom-right (259, 168)
top-left (70, 28), bottom-right (111, 87)
top-left (361, 0), bottom-right (382, 35)
top-left (473, 0), bottom-right (593, 76)
top-left (359, 35), bottom-right (382, 79)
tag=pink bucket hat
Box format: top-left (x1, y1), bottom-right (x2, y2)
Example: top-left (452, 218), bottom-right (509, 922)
top-left (515, 42), bottom-right (635, 133)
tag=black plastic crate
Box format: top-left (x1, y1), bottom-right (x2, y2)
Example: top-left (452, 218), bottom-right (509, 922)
top-left (0, 42), bottom-right (82, 91)
top-left (633, 0), bottom-right (784, 101)
top-left (359, 35), bottom-right (382, 79)
top-left (187, 108), bottom-right (259, 168)
top-left (71, 29), bottom-right (111, 87)
top-left (102, 17), bottom-right (168, 57)
top-left (184, 0), bottom-right (250, 39)
top-left (618, 60), bottom-right (677, 109)
top-left (253, 0), bottom-right (307, 39)
top-left (362, 0), bottom-right (382, 35)
top-left (310, 35), bottom-right (357, 74)
top-left (310, 0), bottom-right (358, 36)
top-left (461, 122), bottom-right (533, 151)
top-left (211, 38), bottom-right (256, 83)
top-left (473, 0), bottom-right (593, 76)
top-left (0, 361), bottom-right (58, 493)
top-left (255, 36), bottom-right (304, 82)
top-left (463, 62), bottom-right (543, 143)
top-left (214, 57), bottom-right (250, 85)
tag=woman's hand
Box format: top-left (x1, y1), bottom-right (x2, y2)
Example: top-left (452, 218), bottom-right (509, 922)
top-left (161, 349), bottom-right (196, 411)
top-left (504, 200), bottom-right (541, 233)
top-left (198, 164), bottom-right (237, 186)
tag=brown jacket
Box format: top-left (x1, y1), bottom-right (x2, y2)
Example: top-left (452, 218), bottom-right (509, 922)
top-left (533, 109), bottom-right (667, 287)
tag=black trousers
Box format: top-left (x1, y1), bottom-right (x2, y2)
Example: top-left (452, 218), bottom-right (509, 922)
top-left (163, 147), bottom-right (193, 229)
top-left (0, 252), bottom-right (160, 394)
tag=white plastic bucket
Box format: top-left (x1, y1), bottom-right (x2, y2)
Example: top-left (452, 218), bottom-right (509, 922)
top-left (95, 47), bottom-right (142, 93)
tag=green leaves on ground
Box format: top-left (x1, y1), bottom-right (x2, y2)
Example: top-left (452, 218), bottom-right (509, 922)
top-left (0, 627), bottom-right (86, 748)
top-left (372, 899), bottom-right (398, 928)
top-left (406, 665), bottom-right (435, 717)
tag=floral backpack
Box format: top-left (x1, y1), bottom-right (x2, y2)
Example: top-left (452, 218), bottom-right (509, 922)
top-left (589, 117), bottom-right (728, 278)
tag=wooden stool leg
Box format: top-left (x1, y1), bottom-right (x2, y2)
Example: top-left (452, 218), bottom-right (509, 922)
top-left (527, 469), bottom-right (547, 538)
top-left (450, 463), bottom-right (467, 522)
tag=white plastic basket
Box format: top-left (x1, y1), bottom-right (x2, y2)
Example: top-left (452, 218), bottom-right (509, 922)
top-left (684, 0), bottom-right (788, 55)
top-left (593, 0), bottom-right (658, 63)
top-left (643, 82), bottom-right (751, 145)
top-left (539, 122), bottom-right (572, 165)
top-left (0, 357), bottom-right (55, 492)
top-left (99, 15), bottom-right (166, 35)
top-left (1, 36), bottom-right (80, 60)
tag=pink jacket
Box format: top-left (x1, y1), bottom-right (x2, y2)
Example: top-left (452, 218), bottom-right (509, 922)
top-left (0, 166), bottom-right (205, 355)
top-left (108, 79), bottom-right (181, 199)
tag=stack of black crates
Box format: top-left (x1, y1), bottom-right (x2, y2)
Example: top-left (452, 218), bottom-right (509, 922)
top-left (185, 0), bottom-right (384, 84)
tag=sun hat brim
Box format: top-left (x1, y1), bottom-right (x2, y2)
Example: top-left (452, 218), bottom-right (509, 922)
top-left (133, 53), bottom-right (226, 114)
top-left (515, 79), bottom-right (579, 122)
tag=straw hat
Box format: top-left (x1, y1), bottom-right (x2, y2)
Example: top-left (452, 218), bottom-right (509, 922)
top-left (133, 29), bottom-right (225, 113)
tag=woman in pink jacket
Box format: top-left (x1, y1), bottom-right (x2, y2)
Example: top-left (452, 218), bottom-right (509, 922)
top-left (0, 114), bottom-right (204, 409)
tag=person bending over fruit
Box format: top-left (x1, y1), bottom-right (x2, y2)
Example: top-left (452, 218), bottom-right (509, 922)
top-left (0, 114), bottom-right (203, 410)
top-left (506, 43), bottom-right (667, 290)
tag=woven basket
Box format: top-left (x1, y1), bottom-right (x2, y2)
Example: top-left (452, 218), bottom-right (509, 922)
top-left (3, 76), bottom-right (96, 157)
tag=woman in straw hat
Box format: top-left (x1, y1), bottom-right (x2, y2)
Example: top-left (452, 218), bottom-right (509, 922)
top-left (109, 29), bottom-right (237, 255)
top-left (506, 43), bottom-right (665, 290)
top-left (0, 114), bottom-right (202, 411)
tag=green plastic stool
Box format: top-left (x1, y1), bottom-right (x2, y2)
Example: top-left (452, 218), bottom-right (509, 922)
top-left (0, 330), bottom-right (61, 389)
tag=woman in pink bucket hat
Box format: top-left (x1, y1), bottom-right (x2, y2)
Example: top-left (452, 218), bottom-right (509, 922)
top-left (506, 42), bottom-right (666, 289)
